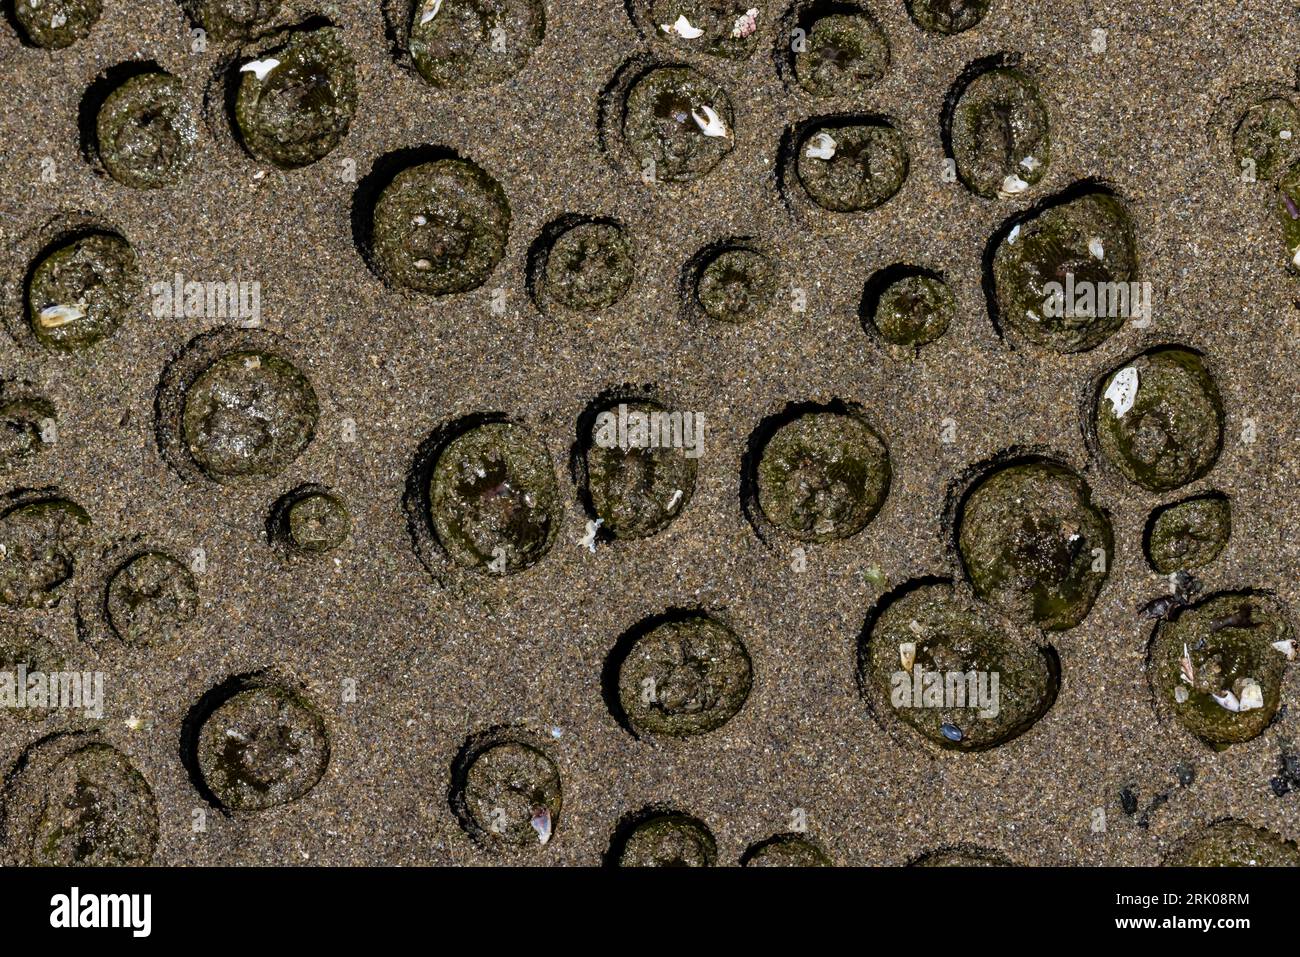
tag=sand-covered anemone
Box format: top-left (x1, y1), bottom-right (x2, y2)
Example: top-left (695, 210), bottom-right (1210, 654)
top-left (741, 833), bottom-right (832, 866)
top-left (687, 240), bottom-right (778, 324)
top-left (905, 0), bottom-right (992, 35)
top-left (367, 156), bottom-right (511, 294)
top-left (180, 350), bottom-right (319, 485)
top-left (270, 485), bottom-right (351, 555)
top-left (1149, 592), bottom-right (1292, 748)
top-left (0, 628), bottom-right (66, 724)
top-left (234, 26), bottom-right (358, 168)
top-left (95, 71), bottom-right (197, 189)
top-left (105, 550), bottom-right (199, 646)
top-left (26, 230), bottom-right (137, 350)
top-left (184, 0), bottom-right (281, 40)
top-left (794, 118), bottom-right (909, 212)
top-left (946, 63), bottom-right (1050, 200)
top-left (191, 680), bottom-right (330, 811)
top-left (0, 495), bottom-right (91, 609)
top-left (619, 65), bottom-right (735, 183)
top-left (1144, 493), bottom-right (1230, 574)
top-left (13, 0), bottom-right (102, 48)
top-left (989, 189), bottom-right (1139, 352)
top-left (956, 458), bottom-right (1111, 631)
top-left (576, 396), bottom-right (697, 540)
top-left (859, 580), bottom-right (1059, 751)
top-left (2, 736), bottom-right (158, 866)
top-left (1231, 95), bottom-right (1300, 183)
top-left (787, 2), bottom-right (890, 98)
top-left (529, 218), bottom-right (635, 314)
top-left (0, 393), bottom-right (55, 472)
top-left (450, 731), bottom-right (562, 849)
top-left (1164, 820), bottom-right (1300, 866)
top-left (409, 0), bottom-right (545, 89)
top-left (1092, 347), bottom-right (1223, 493)
top-left (425, 420), bottom-right (560, 575)
top-left (747, 405), bottom-right (891, 543)
top-left (608, 611), bottom-right (753, 738)
top-left (862, 265), bottom-right (955, 348)
top-left (910, 845), bottom-right (1013, 866)
top-left (610, 809), bottom-right (717, 866)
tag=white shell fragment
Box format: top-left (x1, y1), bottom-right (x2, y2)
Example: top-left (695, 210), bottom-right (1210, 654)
top-left (1211, 690), bottom-right (1241, 713)
top-left (731, 7), bottom-right (759, 38)
top-left (666, 488), bottom-right (684, 510)
top-left (804, 131), bottom-right (837, 160)
top-left (1236, 678), bottom-right (1265, 712)
top-left (37, 303), bottom-right (85, 329)
top-left (1088, 236), bottom-right (1105, 259)
top-left (1104, 366), bottom-right (1139, 418)
top-left (998, 174), bottom-right (1029, 198)
top-left (1282, 129), bottom-right (1293, 140)
top-left (692, 104), bottom-right (728, 137)
top-left (240, 58), bottom-right (281, 82)
top-left (578, 518), bottom-right (602, 553)
top-left (1173, 685), bottom-right (1189, 704)
top-left (898, 641), bottom-right (916, 671)
top-left (1291, 245), bottom-right (1300, 268)
top-left (1007, 224), bottom-right (1021, 244)
top-left (1020, 155), bottom-right (1041, 172)
top-left (530, 807), bottom-right (552, 845)
top-left (1179, 643), bottom-right (1195, 686)
top-left (418, 0), bottom-right (442, 24)
top-left (1272, 639), bottom-right (1296, 660)
top-left (661, 15), bottom-right (705, 38)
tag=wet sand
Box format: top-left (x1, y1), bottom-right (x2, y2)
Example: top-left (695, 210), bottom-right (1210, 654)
top-left (0, 0), bottom-right (1298, 865)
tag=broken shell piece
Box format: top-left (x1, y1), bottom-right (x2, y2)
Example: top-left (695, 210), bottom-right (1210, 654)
top-left (1179, 642), bottom-right (1195, 685)
top-left (1272, 639), bottom-right (1296, 660)
top-left (413, 258), bottom-right (433, 271)
top-left (898, 641), bottom-right (916, 671)
top-left (998, 174), bottom-right (1029, 198)
top-left (1235, 678), bottom-right (1264, 712)
top-left (692, 104), bottom-right (728, 137)
top-left (1211, 690), bottom-right (1241, 713)
top-left (240, 59), bottom-right (281, 82)
top-left (1088, 237), bottom-right (1105, 259)
top-left (666, 488), bottom-right (683, 510)
top-left (1007, 224), bottom-right (1021, 244)
top-left (1283, 130), bottom-right (1293, 140)
top-left (530, 806), bottom-right (552, 844)
top-left (661, 15), bottom-right (705, 38)
top-left (242, 355), bottom-right (261, 371)
top-left (578, 518), bottom-right (602, 553)
top-left (731, 7), bottom-right (759, 38)
top-left (1020, 155), bottom-right (1041, 172)
top-left (1104, 366), bottom-right (1139, 418)
top-left (804, 131), bottom-right (837, 161)
top-left (37, 303), bottom-right (86, 329)
top-left (1173, 685), bottom-right (1189, 704)
top-left (419, 0), bottom-right (442, 24)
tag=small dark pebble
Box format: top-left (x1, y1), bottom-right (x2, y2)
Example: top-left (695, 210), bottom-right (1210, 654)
top-left (1119, 786), bottom-right (1139, 815)
top-left (1175, 762), bottom-right (1195, 787)
top-left (1270, 776), bottom-right (1291, 798)
top-left (940, 722), bottom-right (963, 742)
